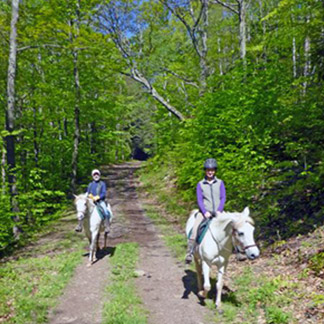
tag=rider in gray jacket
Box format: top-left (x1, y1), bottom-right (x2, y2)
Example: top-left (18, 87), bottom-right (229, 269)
top-left (185, 158), bottom-right (226, 264)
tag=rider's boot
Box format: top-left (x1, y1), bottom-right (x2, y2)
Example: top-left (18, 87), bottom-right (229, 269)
top-left (185, 239), bottom-right (195, 264)
top-left (75, 219), bottom-right (83, 232)
top-left (104, 217), bottom-right (110, 234)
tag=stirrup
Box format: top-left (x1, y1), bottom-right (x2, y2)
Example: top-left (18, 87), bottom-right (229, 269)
top-left (185, 253), bottom-right (193, 264)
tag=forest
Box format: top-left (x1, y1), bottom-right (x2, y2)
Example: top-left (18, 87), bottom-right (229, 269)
top-left (0, 0), bottom-right (323, 252)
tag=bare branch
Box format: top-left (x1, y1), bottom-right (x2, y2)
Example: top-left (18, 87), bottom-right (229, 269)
top-left (162, 68), bottom-right (199, 88)
top-left (210, 0), bottom-right (239, 15)
top-left (159, 0), bottom-right (201, 57)
top-left (130, 67), bottom-right (185, 121)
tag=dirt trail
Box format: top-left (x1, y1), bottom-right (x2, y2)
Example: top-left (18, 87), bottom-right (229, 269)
top-left (48, 162), bottom-right (210, 324)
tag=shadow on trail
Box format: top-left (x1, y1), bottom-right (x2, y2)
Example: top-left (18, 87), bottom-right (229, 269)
top-left (182, 270), bottom-right (199, 299)
top-left (182, 270), bottom-right (241, 307)
top-left (82, 246), bottom-right (116, 262)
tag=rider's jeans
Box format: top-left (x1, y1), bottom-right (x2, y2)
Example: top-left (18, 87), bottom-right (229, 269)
top-left (99, 200), bottom-right (112, 220)
top-left (189, 212), bottom-right (204, 241)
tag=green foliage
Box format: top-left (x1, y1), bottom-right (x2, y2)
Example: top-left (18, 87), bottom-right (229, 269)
top-left (308, 252), bottom-right (324, 276)
top-left (0, 194), bottom-right (14, 250)
top-left (1, 0), bottom-right (323, 251)
top-left (265, 306), bottom-right (291, 324)
top-left (1, 0), bottom-right (135, 251)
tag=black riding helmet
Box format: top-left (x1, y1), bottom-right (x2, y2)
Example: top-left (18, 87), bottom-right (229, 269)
top-left (204, 158), bottom-right (217, 170)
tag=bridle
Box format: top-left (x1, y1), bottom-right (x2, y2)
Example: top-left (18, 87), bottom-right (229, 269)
top-left (206, 217), bottom-right (257, 254)
top-left (232, 227), bottom-right (258, 253)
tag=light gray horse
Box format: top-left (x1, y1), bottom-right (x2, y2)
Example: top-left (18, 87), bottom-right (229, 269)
top-left (186, 207), bottom-right (260, 309)
top-left (74, 193), bottom-right (108, 266)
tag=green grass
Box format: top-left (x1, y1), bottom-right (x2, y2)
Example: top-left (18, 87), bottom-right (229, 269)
top-left (0, 234), bottom-right (84, 323)
top-left (212, 268), bottom-right (295, 324)
top-left (102, 242), bottom-right (147, 324)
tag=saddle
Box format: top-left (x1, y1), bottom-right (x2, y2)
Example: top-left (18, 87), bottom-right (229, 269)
top-left (196, 218), bottom-right (212, 244)
top-left (96, 203), bottom-right (110, 221)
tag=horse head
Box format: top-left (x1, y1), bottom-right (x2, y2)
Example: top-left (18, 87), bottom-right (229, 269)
top-left (232, 207), bottom-right (260, 260)
top-left (74, 193), bottom-right (88, 220)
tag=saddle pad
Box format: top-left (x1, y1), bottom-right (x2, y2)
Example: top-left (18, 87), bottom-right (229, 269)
top-left (196, 218), bottom-right (212, 244)
top-left (96, 205), bottom-right (105, 220)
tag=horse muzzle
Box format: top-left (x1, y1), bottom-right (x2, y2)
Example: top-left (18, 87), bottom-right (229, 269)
top-left (245, 245), bottom-right (260, 260)
top-left (77, 211), bottom-right (85, 220)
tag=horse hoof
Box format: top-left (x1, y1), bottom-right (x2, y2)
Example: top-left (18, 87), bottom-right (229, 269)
top-left (198, 290), bottom-right (206, 299)
top-left (217, 308), bottom-right (224, 315)
top-left (86, 262), bottom-right (92, 267)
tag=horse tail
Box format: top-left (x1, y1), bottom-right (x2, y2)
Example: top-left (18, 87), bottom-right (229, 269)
top-left (185, 209), bottom-right (199, 238)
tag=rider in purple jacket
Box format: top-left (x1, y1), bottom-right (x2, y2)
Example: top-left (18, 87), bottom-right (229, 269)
top-left (185, 158), bottom-right (226, 264)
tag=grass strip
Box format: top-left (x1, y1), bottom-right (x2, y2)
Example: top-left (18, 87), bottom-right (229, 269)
top-left (0, 218), bottom-right (84, 324)
top-left (102, 242), bottom-right (147, 324)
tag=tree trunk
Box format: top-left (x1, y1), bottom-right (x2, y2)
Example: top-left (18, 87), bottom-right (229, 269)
top-left (1, 139), bottom-right (6, 195)
top-left (238, 0), bottom-right (247, 65)
top-left (70, 0), bottom-right (81, 194)
top-left (303, 16), bottom-right (311, 95)
top-left (6, 0), bottom-right (20, 237)
top-left (199, 0), bottom-right (209, 94)
top-left (292, 36), bottom-right (297, 78)
top-left (218, 37), bottom-right (223, 75)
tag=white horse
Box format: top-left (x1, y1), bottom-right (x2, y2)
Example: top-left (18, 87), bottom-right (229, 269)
top-left (74, 193), bottom-right (109, 265)
top-left (186, 207), bottom-right (260, 309)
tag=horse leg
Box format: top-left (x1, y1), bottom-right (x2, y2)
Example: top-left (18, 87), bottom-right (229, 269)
top-left (215, 263), bottom-right (227, 310)
top-left (88, 231), bottom-right (98, 265)
top-left (103, 232), bottom-right (108, 249)
top-left (96, 232), bottom-right (100, 251)
top-left (194, 256), bottom-right (203, 293)
top-left (198, 261), bottom-right (211, 299)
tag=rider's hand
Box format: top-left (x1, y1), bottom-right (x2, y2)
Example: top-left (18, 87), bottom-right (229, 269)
top-left (204, 211), bottom-right (212, 219)
top-left (93, 195), bottom-right (100, 202)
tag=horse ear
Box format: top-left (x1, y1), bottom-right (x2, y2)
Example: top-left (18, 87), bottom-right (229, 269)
top-left (243, 206), bottom-right (250, 216)
top-left (73, 194), bottom-right (77, 198)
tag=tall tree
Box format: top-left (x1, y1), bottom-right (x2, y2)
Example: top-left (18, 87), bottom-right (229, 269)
top-left (5, 0), bottom-right (20, 236)
top-left (211, 0), bottom-right (247, 65)
top-left (70, 0), bottom-right (81, 194)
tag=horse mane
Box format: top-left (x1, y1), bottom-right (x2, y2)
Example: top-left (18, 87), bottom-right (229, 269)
top-left (74, 193), bottom-right (87, 203)
top-left (214, 211), bottom-right (254, 229)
